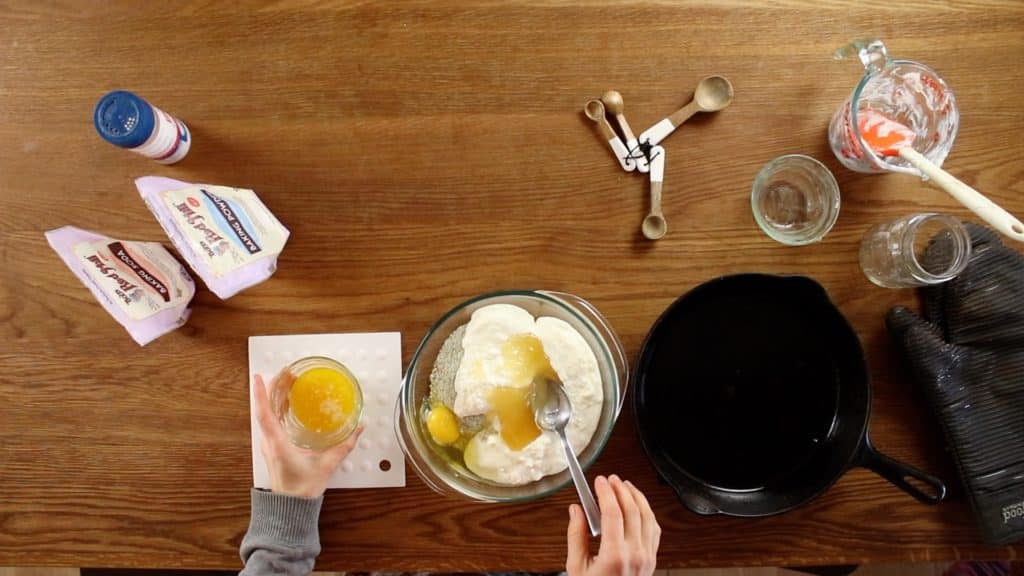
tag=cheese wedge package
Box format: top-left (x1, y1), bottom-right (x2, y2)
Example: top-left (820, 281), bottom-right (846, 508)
top-left (135, 176), bottom-right (289, 299)
top-left (45, 226), bottom-right (195, 346)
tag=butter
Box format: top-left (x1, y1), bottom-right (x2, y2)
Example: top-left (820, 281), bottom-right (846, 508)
top-left (135, 176), bottom-right (289, 299)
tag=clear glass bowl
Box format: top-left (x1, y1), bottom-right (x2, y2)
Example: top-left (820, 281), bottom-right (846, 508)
top-left (396, 290), bottom-right (628, 502)
top-left (272, 356), bottom-right (363, 450)
top-left (751, 154), bottom-right (841, 246)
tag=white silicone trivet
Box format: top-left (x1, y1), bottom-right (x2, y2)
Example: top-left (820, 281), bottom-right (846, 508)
top-left (248, 332), bottom-right (406, 489)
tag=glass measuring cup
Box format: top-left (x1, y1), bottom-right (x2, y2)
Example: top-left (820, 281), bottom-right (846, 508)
top-left (828, 39), bottom-right (959, 175)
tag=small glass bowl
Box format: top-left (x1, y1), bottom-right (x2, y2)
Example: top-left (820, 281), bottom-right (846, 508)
top-left (751, 154), bottom-right (841, 246)
top-left (271, 356), bottom-right (363, 450)
top-left (396, 290), bottom-right (628, 502)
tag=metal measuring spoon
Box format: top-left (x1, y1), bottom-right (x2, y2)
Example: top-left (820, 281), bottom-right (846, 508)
top-left (642, 145), bottom-right (667, 240)
top-left (601, 90), bottom-right (650, 173)
top-left (585, 99), bottom-right (636, 172)
top-left (639, 75), bottom-right (734, 147)
top-left (533, 376), bottom-right (601, 536)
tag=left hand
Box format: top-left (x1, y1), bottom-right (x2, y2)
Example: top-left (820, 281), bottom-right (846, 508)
top-left (253, 372), bottom-right (363, 498)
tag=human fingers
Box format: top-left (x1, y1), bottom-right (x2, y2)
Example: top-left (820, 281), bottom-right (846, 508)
top-left (626, 480), bottom-right (662, 558)
top-left (271, 369), bottom-right (296, 399)
top-left (610, 475), bottom-right (643, 547)
top-left (565, 504), bottom-right (589, 575)
top-left (594, 475), bottom-right (625, 556)
top-left (322, 426), bottom-right (364, 470)
top-left (253, 375), bottom-right (284, 443)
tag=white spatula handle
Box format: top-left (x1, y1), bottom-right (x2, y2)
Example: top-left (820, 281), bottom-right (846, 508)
top-left (900, 147), bottom-right (1024, 243)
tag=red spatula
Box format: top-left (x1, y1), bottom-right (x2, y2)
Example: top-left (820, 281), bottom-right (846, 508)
top-left (859, 109), bottom-right (1024, 243)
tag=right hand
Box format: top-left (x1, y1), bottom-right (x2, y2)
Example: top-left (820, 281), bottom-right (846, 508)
top-left (566, 475), bottom-right (661, 576)
top-left (253, 373), bottom-right (363, 498)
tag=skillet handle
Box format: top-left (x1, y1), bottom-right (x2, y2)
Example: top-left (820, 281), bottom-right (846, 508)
top-left (859, 439), bottom-right (947, 504)
top-left (672, 485), bottom-right (721, 516)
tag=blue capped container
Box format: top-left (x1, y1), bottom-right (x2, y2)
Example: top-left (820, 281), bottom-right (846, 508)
top-left (94, 91), bottom-right (191, 164)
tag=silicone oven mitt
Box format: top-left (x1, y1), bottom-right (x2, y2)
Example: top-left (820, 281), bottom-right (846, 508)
top-left (887, 223), bottom-right (1024, 545)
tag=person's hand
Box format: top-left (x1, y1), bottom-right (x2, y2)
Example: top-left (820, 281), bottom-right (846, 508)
top-left (566, 475), bottom-right (661, 576)
top-left (253, 373), bottom-right (363, 498)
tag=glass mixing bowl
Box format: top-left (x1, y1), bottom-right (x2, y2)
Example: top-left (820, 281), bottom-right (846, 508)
top-left (396, 290), bottom-right (628, 502)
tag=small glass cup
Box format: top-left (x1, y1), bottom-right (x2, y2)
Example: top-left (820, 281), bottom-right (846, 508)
top-left (751, 154), bottom-right (841, 245)
top-left (859, 213), bottom-right (971, 288)
top-left (271, 356), bottom-right (363, 450)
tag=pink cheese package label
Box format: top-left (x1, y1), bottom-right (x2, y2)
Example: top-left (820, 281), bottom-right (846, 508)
top-left (45, 226), bottom-right (196, 346)
top-left (135, 176), bottom-right (290, 299)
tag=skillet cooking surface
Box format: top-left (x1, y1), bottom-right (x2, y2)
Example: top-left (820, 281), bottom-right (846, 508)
top-left (640, 277), bottom-right (842, 491)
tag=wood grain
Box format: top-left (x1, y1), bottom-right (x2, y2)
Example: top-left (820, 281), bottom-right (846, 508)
top-left (1, 0), bottom-right (1023, 571)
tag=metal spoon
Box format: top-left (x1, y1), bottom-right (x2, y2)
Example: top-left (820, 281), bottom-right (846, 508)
top-left (601, 90), bottom-right (650, 173)
top-left (642, 145), bottom-right (667, 240)
top-left (585, 99), bottom-right (636, 172)
top-left (533, 376), bottom-right (601, 536)
top-left (639, 75), bottom-right (734, 147)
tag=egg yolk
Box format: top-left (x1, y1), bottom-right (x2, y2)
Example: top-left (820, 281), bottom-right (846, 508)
top-left (427, 404), bottom-right (461, 445)
top-left (288, 367), bottom-right (357, 434)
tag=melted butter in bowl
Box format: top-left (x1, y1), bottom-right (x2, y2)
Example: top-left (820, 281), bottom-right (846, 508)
top-left (488, 333), bottom-right (554, 451)
top-left (425, 334), bottom-right (549, 451)
top-left (424, 304), bottom-right (604, 486)
top-left (399, 290), bottom-right (627, 502)
top-left (502, 333), bottom-right (558, 387)
top-left (488, 385), bottom-right (541, 451)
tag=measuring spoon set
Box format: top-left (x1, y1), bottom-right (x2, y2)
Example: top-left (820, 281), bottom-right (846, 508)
top-left (585, 75), bottom-right (734, 240)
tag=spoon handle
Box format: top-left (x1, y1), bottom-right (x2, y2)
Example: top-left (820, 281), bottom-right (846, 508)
top-left (609, 136), bottom-right (638, 172)
top-left (626, 137), bottom-right (650, 173)
top-left (650, 146), bottom-right (665, 215)
top-left (667, 99), bottom-right (700, 129)
top-left (560, 428), bottom-right (601, 536)
top-left (610, 111), bottom-right (649, 173)
top-left (641, 98), bottom-right (701, 147)
top-left (639, 118), bottom-right (674, 147)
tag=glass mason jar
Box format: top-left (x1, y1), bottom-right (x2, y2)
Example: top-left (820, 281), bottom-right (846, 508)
top-left (859, 213), bottom-right (971, 288)
top-left (271, 356), bottom-right (363, 450)
top-left (751, 154), bottom-right (841, 245)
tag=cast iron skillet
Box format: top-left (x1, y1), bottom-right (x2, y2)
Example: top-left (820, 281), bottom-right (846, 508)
top-left (633, 274), bottom-right (946, 516)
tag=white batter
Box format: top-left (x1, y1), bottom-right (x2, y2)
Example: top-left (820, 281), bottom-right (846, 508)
top-left (453, 304), bottom-right (604, 485)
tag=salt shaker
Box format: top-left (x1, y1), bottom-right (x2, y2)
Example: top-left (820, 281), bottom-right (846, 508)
top-left (93, 90), bottom-right (191, 164)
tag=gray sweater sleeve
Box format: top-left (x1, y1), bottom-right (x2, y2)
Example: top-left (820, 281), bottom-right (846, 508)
top-left (239, 488), bottom-right (323, 576)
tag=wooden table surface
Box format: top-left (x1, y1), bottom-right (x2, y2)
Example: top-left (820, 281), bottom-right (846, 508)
top-left (2, 0), bottom-right (1023, 571)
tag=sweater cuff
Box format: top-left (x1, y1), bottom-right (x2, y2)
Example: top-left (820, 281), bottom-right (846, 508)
top-left (247, 488), bottom-right (323, 548)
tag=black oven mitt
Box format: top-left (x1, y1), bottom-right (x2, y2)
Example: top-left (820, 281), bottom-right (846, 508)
top-left (886, 222), bottom-right (1024, 546)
